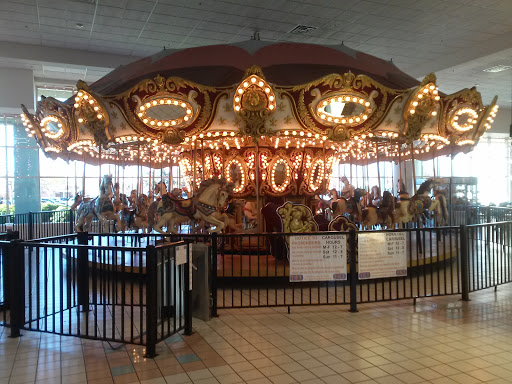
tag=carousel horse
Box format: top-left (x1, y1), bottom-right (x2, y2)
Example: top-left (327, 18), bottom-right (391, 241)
top-left (70, 193), bottom-right (92, 210)
top-left (147, 181), bottom-right (168, 233)
top-left (154, 178), bottom-right (234, 235)
top-left (362, 190), bottom-right (395, 229)
top-left (125, 194), bottom-right (150, 232)
top-left (94, 175), bottom-right (122, 232)
top-left (332, 188), bottom-right (365, 223)
top-left (75, 175), bottom-right (121, 232)
top-left (393, 178), bottom-right (448, 227)
top-left (119, 192), bottom-right (150, 232)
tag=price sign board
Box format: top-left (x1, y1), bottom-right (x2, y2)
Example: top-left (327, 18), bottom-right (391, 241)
top-left (358, 232), bottom-right (407, 279)
top-left (290, 234), bottom-right (347, 282)
top-left (175, 245), bottom-right (187, 265)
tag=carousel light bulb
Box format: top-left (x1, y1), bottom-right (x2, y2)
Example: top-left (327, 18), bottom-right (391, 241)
top-left (173, 100), bottom-right (179, 105)
top-left (251, 77), bottom-right (256, 83)
top-left (83, 95), bottom-right (88, 99)
top-left (78, 92), bottom-right (83, 97)
top-left (89, 100), bottom-right (94, 105)
top-left (235, 106), bottom-right (240, 111)
top-left (418, 94), bottom-right (423, 99)
top-left (74, 103), bottom-right (79, 108)
top-left (410, 109), bottom-right (415, 114)
top-left (97, 114), bottom-right (102, 119)
top-left (166, 99), bottom-right (172, 104)
top-left (431, 111), bottom-right (437, 116)
top-left (238, 89), bottom-right (243, 94)
top-left (269, 104), bottom-right (275, 110)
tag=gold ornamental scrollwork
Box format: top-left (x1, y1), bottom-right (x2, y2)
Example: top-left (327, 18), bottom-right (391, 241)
top-left (233, 73), bottom-right (276, 140)
top-left (283, 72), bottom-right (402, 140)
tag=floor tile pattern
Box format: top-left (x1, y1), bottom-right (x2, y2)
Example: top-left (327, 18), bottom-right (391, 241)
top-left (1, 285), bottom-right (512, 383)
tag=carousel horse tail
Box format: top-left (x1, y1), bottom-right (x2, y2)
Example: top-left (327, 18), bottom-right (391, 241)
top-left (437, 194), bottom-right (448, 224)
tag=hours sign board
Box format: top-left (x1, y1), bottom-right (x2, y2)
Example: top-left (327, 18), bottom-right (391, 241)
top-left (358, 232), bottom-right (407, 279)
top-left (289, 234), bottom-right (347, 282)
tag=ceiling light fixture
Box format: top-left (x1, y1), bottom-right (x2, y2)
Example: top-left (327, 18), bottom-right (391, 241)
top-left (482, 65), bottom-right (512, 73)
top-left (289, 25), bottom-right (318, 35)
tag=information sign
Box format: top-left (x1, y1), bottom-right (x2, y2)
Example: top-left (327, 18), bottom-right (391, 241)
top-left (289, 234), bottom-right (347, 282)
top-left (358, 232), bottom-right (407, 279)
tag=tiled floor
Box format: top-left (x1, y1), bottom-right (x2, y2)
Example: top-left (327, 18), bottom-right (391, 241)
top-left (1, 285), bottom-right (512, 383)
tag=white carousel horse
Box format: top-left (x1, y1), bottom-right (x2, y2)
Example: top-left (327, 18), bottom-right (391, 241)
top-left (75, 175), bottom-right (121, 232)
top-left (393, 178), bottom-right (448, 227)
top-left (154, 178), bottom-right (233, 235)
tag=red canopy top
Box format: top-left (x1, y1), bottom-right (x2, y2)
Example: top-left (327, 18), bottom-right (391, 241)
top-left (91, 40), bottom-right (419, 95)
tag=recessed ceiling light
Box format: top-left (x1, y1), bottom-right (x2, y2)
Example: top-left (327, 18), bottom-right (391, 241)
top-left (76, 23), bottom-right (84, 29)
top-left (483, 65), bottom-right (512, 73)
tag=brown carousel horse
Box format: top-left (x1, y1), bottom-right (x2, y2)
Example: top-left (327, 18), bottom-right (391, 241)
top-left (393, 178), bottom-right (448, 227)
top-left (361, 190), bottom-right (395, 229)
top-left (119, 192), bottom-right (150, 232)
top-left (154, 178), bottom-right (234, 235)
top-left (332, 188), bottom-right (365, 223)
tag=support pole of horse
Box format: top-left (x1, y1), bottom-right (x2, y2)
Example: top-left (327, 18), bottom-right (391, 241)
top-left (398, 142), bottom-right (402, 190)
top-left (255, 140), bottom-right (261, 230)
top-left (148, 149), bottom-right (153, 197)
top-left (376, 144), bottom-right (381, 191)
top-left (411, 143), bottom-right (417, 194)
top-left (136, 145), bottom-right (141, 196)
top-left (201, 139), bottom-right (205, 182)
top-left (193, 140), bottom-right (197, 195)
top-left (98, 144), bottom-right (102, 184)
top-left (82, 153), bottom-right (86, 197)
top-left (323, 141), bottom-right (327, 195)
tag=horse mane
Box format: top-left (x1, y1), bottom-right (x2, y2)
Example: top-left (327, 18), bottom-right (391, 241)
top-left (417, 178), bottom-right (434, 195)
top-left (353, 188), bottom-right (366, 202)
top-left (382, 191), bottom-right (394, 207)
top-left (196, 178), bottom-right (233, 196)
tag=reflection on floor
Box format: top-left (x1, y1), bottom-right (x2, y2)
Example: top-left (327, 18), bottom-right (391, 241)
top-left (1, 285), bottom-right (512, 383)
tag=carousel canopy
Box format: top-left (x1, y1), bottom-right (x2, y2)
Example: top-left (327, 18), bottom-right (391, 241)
top-left (21, 40), bottom-right (498, 197)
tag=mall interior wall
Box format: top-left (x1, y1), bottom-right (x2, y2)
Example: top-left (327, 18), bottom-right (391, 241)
top-left (0, 67), bottom-right (40, 214)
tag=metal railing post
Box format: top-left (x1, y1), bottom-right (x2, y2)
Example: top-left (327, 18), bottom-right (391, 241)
top-left (77, 232), bottom-right (89, 312)
top-left (6, 239), bottom-right (25, 337)
top-left (145, 245), bottom-right (158, 358)
top-left (460, 225), bottom-right (470, 301)
top-left (210, 233), bottom-right (218, 318)
top-left (184, 242), bottom-right (192, 335)
top-left (348, 230), bottom-right (358, 313)
top-left (69, 209), bottom-right (74, 235)
top-left (28, 212), bottom-right (33, 240)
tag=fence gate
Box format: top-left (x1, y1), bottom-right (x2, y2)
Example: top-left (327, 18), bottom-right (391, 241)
top-left (0, 233), bottom-right (192, 358)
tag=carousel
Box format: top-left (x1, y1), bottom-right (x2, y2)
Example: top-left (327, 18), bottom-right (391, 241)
top-left (20, 39), bottom-right (499, 236)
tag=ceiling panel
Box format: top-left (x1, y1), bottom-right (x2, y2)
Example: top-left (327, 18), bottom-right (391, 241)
top-left (0, 0), bottom-right (508, 107)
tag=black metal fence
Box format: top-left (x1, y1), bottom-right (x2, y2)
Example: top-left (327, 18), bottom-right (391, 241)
top-left (208, 223), bottom-right (512, 311)
top-left (1, 210), bottom-right (512, 355)
top-left (0, 232), bottom-right (192, 357)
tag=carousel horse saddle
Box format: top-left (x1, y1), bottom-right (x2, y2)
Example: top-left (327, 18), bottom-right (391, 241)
top-left (409, 195), bottom-right (432, 213)
top-left (158, 194), bottom-right (196, 217)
